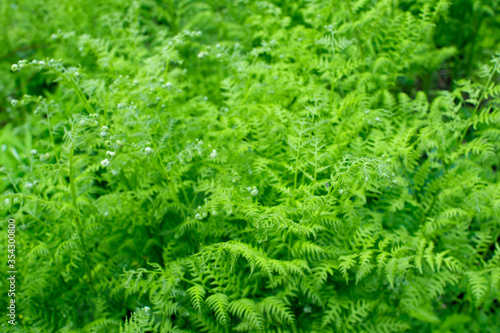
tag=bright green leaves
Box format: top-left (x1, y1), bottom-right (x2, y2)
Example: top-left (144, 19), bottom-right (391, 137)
top-left (228, 298), bottom-right (263, 330)
top-left (206, 293), bottom-right (230, 326)
top-left (187, 284), bottom-right (206, 312)
top-left (2, 0), bottom-right (500, 331)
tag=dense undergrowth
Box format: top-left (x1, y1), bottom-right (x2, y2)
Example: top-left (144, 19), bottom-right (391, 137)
top-left (1, 0), bottom-right (500, 332)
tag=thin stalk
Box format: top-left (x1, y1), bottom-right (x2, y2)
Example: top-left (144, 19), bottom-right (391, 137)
top-left (457, 64), bottom-right (497, 145)
top-left (68, 77), bottom-right (95, 115)
top-left (6, 173), bottom-right (19, 193)
top-left (293, 122), bottom-right (304, 190)
top-left (69, 149), bottom-right (96, 294)
top-left (398, 156), bottom-right (418, 203)
top-left (45, 104), bottom-right (60, 163)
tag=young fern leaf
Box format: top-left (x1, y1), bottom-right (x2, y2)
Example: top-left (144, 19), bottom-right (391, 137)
top-left (206, 293), bottom-right (230, 326)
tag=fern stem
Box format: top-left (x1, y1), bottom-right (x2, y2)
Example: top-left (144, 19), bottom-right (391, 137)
top-left (287, 233), bottom-right (293, 261)
top-left (457, 64), bottom-right (497, 145)
top-left (69, 148), bottom-right (96, 294)
top-left (6, 173), bottom-right (19, 193)
top-left (157, 157), bottom-right (188, 219)
top-left (45, 103), bottom-right (60, 164)
top-left (293, 122), bottom-right (304, 190)
top-left (398, 156), bottom-right (418, 203)
top-left (68, 77), bottom-right (95, 115)
top-left (345, 0), bottom-right (354, 22)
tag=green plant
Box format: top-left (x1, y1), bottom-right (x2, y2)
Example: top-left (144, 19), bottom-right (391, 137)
top-left (1, 0), bottom-right (499, 332)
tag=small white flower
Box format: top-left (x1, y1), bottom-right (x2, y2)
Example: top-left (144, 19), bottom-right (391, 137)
top-left (31, 149), bottom-right (38, 155)
top-left (10, 99), bottom-right (18, 107)
top-left (303, 305), bottom-right (312, 313)
top-left (250, 188), bottom-right (259, 196)
top-left (195, 213), bottom-right (202, 220)
top-left (133, 79), bottom-right (139, 85)
top-left (210, 149), bottom-right (217, 159)
top-left (51, 34), bottom-right (57, 39)
top-left (375, 117), bottom-right (381, 122)
top-left (144, 306), bottom-right (151, 316)
top-left (25, 182), bottom-right (33, 190)
top-left (100, 131), bottom-right (108, 137)
top-left (145, 147), bottom-right (153, 155)
top-left (106, 151), bottom-right (116, 157)
top-left (165, 82), bottom-right (172, 88)
top-left (38, 61), bottom-right (46, 68)
top-left (339, 189), bottom-right (345, 195)
top-left (101, 126), bottom-right (109, 131)
top-left (212, 210), bottom-right (218, 216)
top-left (101, 158), bottom-right (110, 167)
top-left (11, 64), bottom-right (19, 72)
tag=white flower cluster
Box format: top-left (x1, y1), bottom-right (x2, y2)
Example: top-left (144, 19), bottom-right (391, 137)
top-left (11, 59), bottom-right (47, 73)
top-left (246, 186), bottom-right (258, 196)
top-left (100, 126), bottom-right (109, 138)
top-left (101, 147), bottom-right (118, 168)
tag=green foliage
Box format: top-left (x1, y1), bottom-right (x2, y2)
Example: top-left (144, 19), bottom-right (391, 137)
top-left (1, 0), bottom-right (499, 332)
